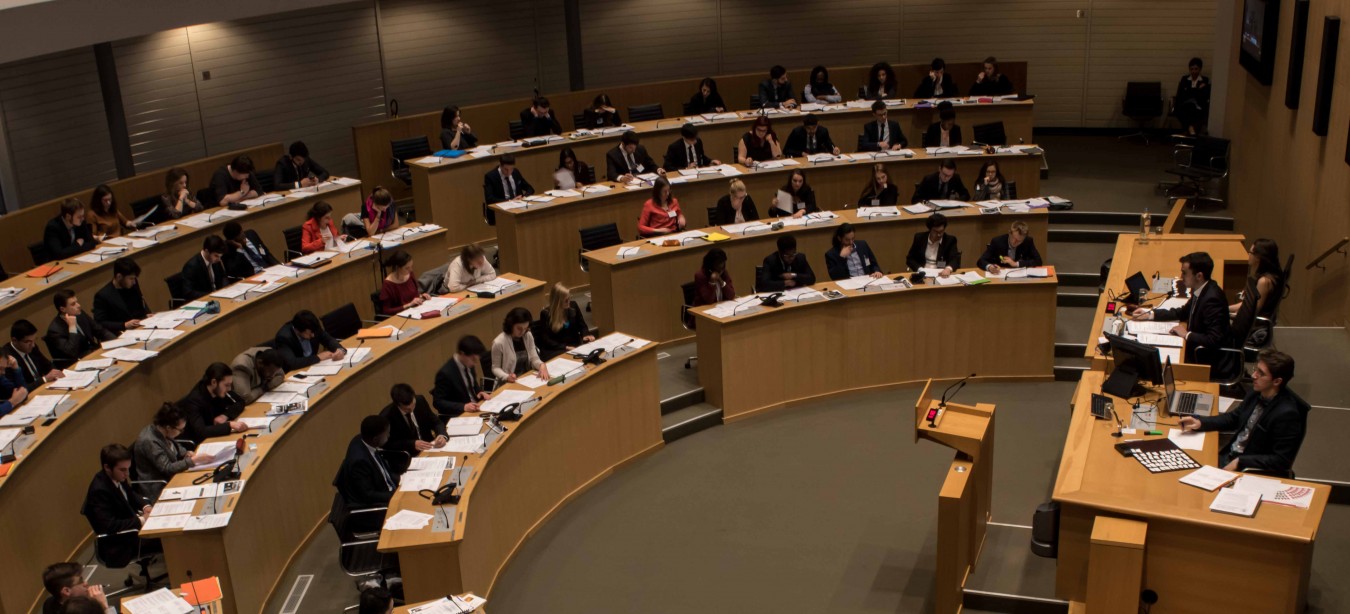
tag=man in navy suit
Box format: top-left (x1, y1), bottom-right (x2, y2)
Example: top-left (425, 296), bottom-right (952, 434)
top-left (825, 223), bottom-right (883, 281)
top-left (483, 154), bottom-right (534, 204)
top-left (906, 213), bottom-right (961, 277)
top-left (334, 415), bottom-right (398, 508)
top-left (1126, 252), bottom-right (1230, 368)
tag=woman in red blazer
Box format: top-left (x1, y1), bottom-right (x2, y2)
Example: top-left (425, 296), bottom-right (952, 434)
top-left (301, 201), bottom-right (346, 254)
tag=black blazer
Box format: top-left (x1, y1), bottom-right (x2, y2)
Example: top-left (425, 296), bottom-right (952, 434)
top-left (757, 79), bottom-right (793, 107)
top-left (687, 91), bottom-right (726, 114)
top-left (333, 435), bottom-right (395, 508)
top-left (905, 231), bottom-right (961, 271)
top-left (861, 119), bottom-right (908, 149)
top-left (42, 216), bottom-right (95, 260)
top-left (272, 155), bottom-right (331, 188)
top-left (782, 126), bottom-right (837, 157)
top-left (913, 74), bottom-right (959, 98)
top-left (483, 167), bottom-right (534, 204)
top-left (969, 74), bottom-right (1014, 97)
top-left (80, 471), bottom-right (149, 567)
top-left (922, 123), bottom-right (964, 148)
top-left (440, 127), bottom-right (479, 150)
top-left (273, 322), bottom-right (341, 371)
top-left (178, 383), bottom-right (244, 445)
top-left (582, 108), bottom-right (623, 128)
top-left (518, 108), bottom-right (562, 136)
top-left (380, 396), bottom-right (447, 456)
top-left (535, 301), bottom-right (589, 361)
top-left (1153, 281), bottom-right (1230, 364)
top-left (3, 342), bottom-right (54, 391)
top-left (605, 145), bottom-right (659, 181)
top-left (431, 357), bottom-right (483, 418)
top-left (757, 252), bottom-right (817, 292)
top-left (224, 229), bottom-right (280, 279)
top-left (44, 312), bottom-right (114, 365)
top-left (859, 184), bottom-right (900, 206)
top-left (911, 172), bottom-right (970, 203)
top-left (93, 282), bottom-right (150, 334)
top-left (715, 195), bottom-right (760, 225)
top-left (1196, 388), bottom-right (1309, 474)
top-left (180, 252), bottom-right (228, 301)
top-left (662, 138), bottom-right (713, 172)
top-left (825, 240), bottom-right (882, 280)
top-left (769, 187), bottom-right (818, 217)
top-left (976, 234), bottom-right (1042, 271)
top-left (1176, 75), bottom-right (1211, 111)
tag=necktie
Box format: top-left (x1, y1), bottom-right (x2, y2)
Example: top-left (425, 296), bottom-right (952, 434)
top-left (375, 453), bottom-right (394, 490)
top-left (405, 411), bottom-right (418, 436)
top-left (808, 134), bottom-right (816, 151)
top-left (879, 121), bottom-right (888, 143)
top-left (244, 240), bottom-right (265, 270)
top-left (468, 365), bottom-right (480, 396)
top-left (503, 174), bottom-right (514, 199)
top-left (687, 144), bottom-right (696, 167)
top-left (625, 152), bottom-right (636, 172)
top-left (205, 256), bottom-right (215, 286)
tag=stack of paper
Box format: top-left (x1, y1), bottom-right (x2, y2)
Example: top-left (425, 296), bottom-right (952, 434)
top-left (616, 246), bottom-right (642, 258)
top-left (238, 417), bottom-right (276, 430)
top-left (121, 587), bottom-right (195, 614)
top-left (48, 370), bottom-right (100, 390)
top-left (150, 500), bottom-right (197, 516)
top-left (104, 237), bottom-right (157, 249)
top-left (72, 358), bottom-right (115, 371)
top-left (408, 456), bottom-right (456, 472)
top-left (383, 510), bottom-right (434, 530)
top-left (440, 434), bottom-right (488, 454)
top-left (397, 296), bottom-right (460, 319)
top-left (479, 390), bottom-right (536, 414)
top-left (140, 514), bottom-right (191, 532)
top-left (581, 184), bottom-right (612, 194)
top-left (834, 276), bottom-right (879, 291)
top-left (192, 442), bottom-right (236, 469)
top-left (955, 271), bottom-right (989, 285)
top-left (291, 252), bottom-right (336, 267)
top-left (332, 177), bottom-right (361, 186)
top-left (928, 199), bottom-right (971, 209)
top-left (570, 332), bottom-right (648, 356)
top-left (0, 428), bottom-right (21, 450)
top-left (210, 284), bottom-right (257, 300)
top-left (241, 194), bottom-right (285, 207)
top-left (443, 418), bottom-right (483, 438)
top-left (467, 277), bottom-right (521, 294)
top-left (1179, 465), bottom-right (1238, 491)
top-left (722, 222), bottom-right (771, 235)
top-left (399, 469), bottom-right (447, 492)
top-left (128, 225), bottom-right (177, 239)
top-left (1209, 489), bottom-right (1261, 517)
top-left (185, 512), bottom-right (233, 531)
top-left (703, 296), bottom-right (761, 318)
top-left (176, 215), bottom-right (216, 229)
top-left (1136, 333), bottom-right (1184, 348)
top-left (104, 347), bottom-right (159, 362)
top-left (857, 206), bottom-right (901, 217)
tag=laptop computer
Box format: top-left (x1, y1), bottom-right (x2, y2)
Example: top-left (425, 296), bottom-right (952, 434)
top-left (1123, 271), bottom-right (1150, 305)
top-left (1162, 358), bottom-right (1214, 416)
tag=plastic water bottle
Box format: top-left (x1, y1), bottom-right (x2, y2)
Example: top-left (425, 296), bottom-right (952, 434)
top-left (1139, 208), bottom-right (1151, 243)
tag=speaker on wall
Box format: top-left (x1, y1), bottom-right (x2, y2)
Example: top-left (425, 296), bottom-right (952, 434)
top-left (1285, 0), bottom-right (1311, 109)
top-left (1312, 16), bottom-right (1340, 136)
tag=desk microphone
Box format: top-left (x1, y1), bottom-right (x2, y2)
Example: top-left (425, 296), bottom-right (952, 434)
top-left (939, 373), bottom-right (976, 410)
top-left (185, 568), bottom-right (203, 613)
top-left (1110, 407), bottom-right (1126, 438)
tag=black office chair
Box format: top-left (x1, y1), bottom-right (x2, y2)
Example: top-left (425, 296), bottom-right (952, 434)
top-left (322, 303), bottom-right (374, 339)
top-left (1162, 136), bottom-right (1230, 207)
top-left (706, 206), bottom-right (721, 227)
top-left (628, 103), bottom-right (664, 122)
top-left (752, 265), bottom-right (764, 294)
top-left (163, 273), bottom-right (187, 309)
top-left (482, 200), bottom-right (495, 227)
top-left (682, 102), bottom-right (698, 116)
top-left (508, 120), bottom-right (526, 141)
top-left (369, 291), bottom-right (389, 322)
top-left (857, 85), bottom-right (869, 99)
top-left (972, 121), bottom-right (1008, 146)
top-left (1120, 82), bottom-right (1164, 144)
top-left (28, 242), bottom-right (53, 266)
top-left (572, 112), bottom-right (589, 131)
top-left (856, 135), bottom-right (881, 153)
top-left (680, 281), bottom-right (697, 368)
top-left (255, 169), bottom-right (277, 194)
top-left (0, 259), bottom-right (7, 282)
top-left (390, 136), bottom-right (432, 187)
top-left (130, 195), bottom-right (161, 224)
top-left (579, 164), bottom-right (597, 185)
top-left (282, 226), bottom-right (305, 261)
top-left (749, 95), bottom-right (762, 109)
top-left (578, 222), bottom-right (623, 277)
top-left (196, 187), bottom-right (218, 209)
top-left (328, 493), bottom-right (400, 599)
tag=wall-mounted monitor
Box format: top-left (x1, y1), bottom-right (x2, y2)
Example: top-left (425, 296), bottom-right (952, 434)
top-left (1240, 0), bottom-right (1281, 85)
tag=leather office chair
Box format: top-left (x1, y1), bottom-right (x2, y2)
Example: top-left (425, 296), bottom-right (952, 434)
top-left (680, 281), bottom-right (697, 368)
top-left (328, 492), bottom-right (400, 600)
top-left (322, 303), bottom-right (373, 340)
top-left (390, 136), bottom-right (432, 188)
top-left (282, 226), bottom-right (305, 261)
top-left (627, 103), bottom-right (664, 122)
top-left (163, 273), bottom-right (187, 309)
top-left (1162, 136), bottom-right (1229, 207)
top-left (682, 102), bottom-right (697, 116)
top-left (255, 169), bottom-right (277, 194)
top-left (28, 242), bottom-right (53, 267)
top-left (130, 195), bottom-right (161, 224)
top-left (507, 120), bottom-right (526, 141)
top-left (571, 112), bottom-right (589, 131)
top-left (856, 135), bottom-right (881, 153)
top-left (706, 206), bottom-right (720, 227)
top-left (579, 164), bottom-right (597, 185)
top-left (577, 223), bottom-right (623, 274)
top-left (749, 95), bottom-right (762, 109)
top-left (1120, 82), bottom-right (1164, 144)
top-left (752, 265), bottom-right (764, 294)
top-left (196, 187), bottom-right (218, 209)
top-left (972, 121), bottom-right (1008, 146)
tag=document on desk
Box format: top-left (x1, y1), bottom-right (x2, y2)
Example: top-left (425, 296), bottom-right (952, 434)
top-left (121, 587), bottom-right (195, 614)
top-left (72, 358), bottom-right (115, 371)
top-left (397, 296), bottom-right (460, 319)
top-left (1209, 489), bottom-right (1261, 517)
top-left (210, 283), bottom-right (257, 300)
top-left (408, 455), bottom-right (456, 472)
top-left (0, 428), bottom-right (20, 451)
top-left (546, 189), bottom-right (581, 198)
top-left (175, 214), bottom-right (215, 229)
top-left (1167, 428), bottom-right (1205, 451)
top-left (384, 509), bottom-right (434, 531)
top-left (239, 417), bottom-right (276, 430)
top-left (1136, 333), bottom-right (1184, 348)
top-left (192, 442), bottom-right (236, 469)
top-left (1179, 465), bottom-right (1239, 491)
top-left (479, 390), bottom-right (535, 414)
top-left (856, 206), bottom-right (901, 218)
top-left (546, 357), bottom-right (584, 378)
top-left (569, 332), bottom-right (643, 356)
top-left (104, 237), bottom-right (157, 249)
top-left (184, 512), bottom-right (233, 531)
top-left (467, 277), bottom-right (521, 294)
top-left (440, 434), bottom-right (487, 454)
top-left (128, 225), bottom-right (177, 239)
top-left (47, 370), bottom-right (99, 390)
top-left (443, 417), bottom-right (484, 438)
top-left (932, 275), bottom-right (961, 286)
top-left (103, 348), bottom-right (160, 362)
top-left (956, 271), bottom-right (989, 285)
top-left (721, 221), bottom-right (771, 235)
top-left (1159, 347), bottom-right (1182, 365)
top-left (902, 204), bottom-right (933, 215)
top-left (139, 514), bottom-right (191, 532)
top-left (927, 199), bottom-right (971, 209)
top-left (121, 328), bottom-right (186, 342)
top-left (399, 469), bottom-right (447, 492)
top-left (834, 276), bottom-right (878, 291)
top-left (150, 500), bottom-right (197, 516)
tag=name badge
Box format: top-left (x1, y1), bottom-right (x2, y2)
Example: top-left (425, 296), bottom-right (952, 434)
top-left (667, 210), bottom-right (678, 218)
top-left (871, 199), bottom-right (880, 206)
top-left (636, 164), bottom-right (645, 172)
top-left (864, 256), bottom-right (872, 267)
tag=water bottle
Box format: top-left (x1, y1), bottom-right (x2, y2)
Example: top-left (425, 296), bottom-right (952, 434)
top-left (1139, 208), bottom-right (1151, 243)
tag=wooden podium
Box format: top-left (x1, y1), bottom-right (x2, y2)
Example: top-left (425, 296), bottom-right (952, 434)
top-left (914, 379), bottom-right (997, 614)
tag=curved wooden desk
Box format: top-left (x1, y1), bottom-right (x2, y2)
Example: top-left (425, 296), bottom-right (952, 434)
top-left (141, 278), bottom-right (548, 614)
top-left (0, 226), bottom-right (447, 614)
top-left (585, 205), bottom-right (1050, 344)
top-left (378, 337), bottom-right (662, 604)
top-left (693, 271), bottom-right (1058, 421)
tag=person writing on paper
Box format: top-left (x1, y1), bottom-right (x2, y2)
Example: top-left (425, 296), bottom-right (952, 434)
top-left (160, 167), bottom-right (203, 220)
top-left (583, 93), bottom-right (623, 127)
top-left (858, 163), bottom-right (899, 206)
top-left (432, 335), bottom-right (491, 417)
top-left (758, 235), bottom-right (816, 292)
top-left (758, 65), bottom-right (797, 109)
top-left (906, 213), bottom-right (961, 277)
top-left (1232, 238), bottom-right (1282, 319)
top-left (972, 160), bottom-right (1013, 201)
top-left (492, 308), bottom-right (547, 383)
top-left (688, 77), bottom-right (727, 114)
top-left (439, 244), bottom-right (497, 294)
top-left (334, 414), bottom-right (397, 507)
top-left (92, 257), bottom-right (149, 334)
top-left (6, 320), bottom-right (62, 390)
top-left (231, 347), bottom-right (283, 404)
top-left (911, 159), bottom-right (970, 203)
top-left (1123, 252), bottom-right (1230, 369)
top-left (773, 169), bottom-right (819, 218)
top-left (301, 201), bottom-right (347, 254)
top-left (42, 198), bottom-right (95, 260)
top-left (209, 155), bottom-right (260, 207)
top-left (273, 141), bottom-right (330, 189)
top-left (969, 56), bottom-right (1014, 97)
top-left (88, 185), bottom-right (136, 238)
top-left (380, 383), bottom-right (447, 455)
top-left (783, 114), bottom-right (840, 158)
top-left (1176, 57), bottom-right (1211, 136)
top-left (863, 101), bottom-right (908, 150)
top-left (274, 310), bottom-right (345, 371)
top-left (359, 186), bottom-right (399, 238)
top-left (737, 116), bottom-right (783, 166)
top-left (519, 96), bottom-right (563, 137)
top-left (914, 57), bottom-right (959, 98)
top-left (44, 290), bottom-right (114, 365)
top-left (693, 248), bottom-right (735, 306)
top-left (379, 249), bottom-right (431, 316)
top-left (178, 362), bottom-right (247, 444)
top-left (715, 179), bottom-right (760, 224)
top-left (554, 148), bottom-right (592, 190)
top-left (637, 177), bottom-right (685, 237)
top-left (222, 221), bottom-right (279, 279)
top-left (978, 220), bottom-right (1042, 275)
top-left (803, 65), bottom-right (842, 103)
top-left (179, 235), bottom-right (228, 300)
top-left (483, 154), bottom-right (534, 204)
top-left (0, 356), bottom-right (26, 417)
top-left (535, 283), bottom-right (595, 361)
top-left (41, 562), bottom-right (117, 614)
top-left (1178, 350), bottom-right (1307, 474)
top-left (922, 104), bottom-right (963, 147)
top-left (663, 124), bottom-right (719, 172)
top-left (863, 62), bottom-right (898, 100)
top-left (440, 105), bottom-right (477, 150)
top-left (606, 132), bottom-right (662, 183)
top-left (825, 223), bottom-right (883, 281)
top-left (79, 444), bottom-right (157, 573)
top-left (132, 403), bottom-right (217, 499)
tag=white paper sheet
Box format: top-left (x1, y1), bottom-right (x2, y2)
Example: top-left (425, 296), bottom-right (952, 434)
top-left (1168, 428), bottom-right (1205, 451)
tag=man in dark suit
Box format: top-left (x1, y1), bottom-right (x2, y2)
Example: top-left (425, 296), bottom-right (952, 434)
top-left (606, 132), bottom-right (663, 182)
top-left (662, 124), bottom-right (719, 172)
top-left (380, 383), bottom-right (448, 456)
top-left (913, 57), bottom-right (959, 98)
top-left (757, 65), bottom-right (797, 109)
top-left (274, 310), bottom-right (345, 371)
top-left (0, 355), bottom-right (26, 417)
top-left (922, 106), bottom-right (964, 148)
top-left (782, 114), bottom-right (840, 158)
top-left (6, 319), bottom-right (62, 390)
top-left (41, 561), bottom-right (116, 614)
top-left (824, 223), bottom-right (883, 281)
top-left (757, 235), bottom-right (817, 291)
top-left (1179, 350), bottom-right (1307, 474)
top-left (862, 101), bottom-right (908, 150)
top-left (92, 257), bottom-right (150, 334)
top-left (222, 221), bottom-right (280, 279)
top-left (44, 290), bottom-right (115, 366)
top-left (272, 141), bottom-right (330, 189)
top-left (483, 154), bottom-right (534, 204)
top-left (911, 159), bottom-right (970, 203)
top-left (905, 213), bottom-right (961, 277)
top-left (79, 444), bottom-right (158, 572)
top-left (1126, 252), bottom-right (1231, 368)
top-left (334, 414), bottom-right (397, 508)
top-left (977, 220), bottom-right (1042, 274)
top-left (178, 362), bottom-right (247, 445)
top-left (432, 336), bottom-right (491, 417)
top-left (518, 96), bottom-right (562, 137)
top-left (42, 198), bottom-right (95, 261)
top-left (208, 155), bottom-right (261, 208)
top-left (180, 235), bottom-right (228, 301)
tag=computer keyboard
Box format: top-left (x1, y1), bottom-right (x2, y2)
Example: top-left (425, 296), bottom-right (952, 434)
top-left (1174, 393), bottom-right (1198, 415)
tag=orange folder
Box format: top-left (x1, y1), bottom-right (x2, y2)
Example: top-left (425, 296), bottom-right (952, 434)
top-left (180, 576), bottom-right (223, 604)
top-left (355, 328), bottom-right (395, 340)
top-left (26, 264), bottom-right (62, 278)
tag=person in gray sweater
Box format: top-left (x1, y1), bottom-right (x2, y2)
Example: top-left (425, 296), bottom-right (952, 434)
top-left (131, 403), bottom-right (211, 500)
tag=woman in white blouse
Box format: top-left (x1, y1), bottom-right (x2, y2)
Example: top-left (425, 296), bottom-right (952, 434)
top-left (491, 307), bottom-right (548, 383)
top-left (439, 243), bottom-right (497, 293)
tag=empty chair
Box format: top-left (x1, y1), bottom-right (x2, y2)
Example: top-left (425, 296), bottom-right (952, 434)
top-left (749, 94), bottom-right (762, 109)
top-left (627, 103), bottom-right (664, 122)
top-left (164, 273), bottom-right (187, 309)
top-left (508, 120), bottom-right (526, 141)
top-left (579, 164), bottom-right (597, 185)
top-left (390, 136), bottom-right (432, 187)
top-left (577, 222), bottom-right (623, 273)
top-left (28, 242), bottom-right (53, 266)
top-left (682, 102), bottom-right (698, 116)
top-left (322, 303), bottom-right (369, 340)
top-left (856, 134), bottom-right (881, 153)
top-left (572, 112), bottom-right (589, 131)
top-left (706, 206), bottom-right (720, 227)
top-left (972, 121), bottom-right (1008, 146)
top-left (282, 225), bottom-right (304, 260)
top-left (254, 169), bottom-right (277, 194)
top-left (196, 187), bottom-right (218, 209)
top-left (1120, 81), bottom-right (1164, 144)
top-left (1163, 136), bottom-right (1230, 206)
top-left (130, 195), bottom-right (161, 223)
top-left (328, 493), bottom-right (399, 600)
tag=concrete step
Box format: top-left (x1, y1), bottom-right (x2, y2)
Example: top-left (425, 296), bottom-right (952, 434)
top-left (660, 402), bottom-right (722, 443)
top-left (1056, 272), bottom-right (1099, 287)
top-left (1054, 357), bottom-right (1090, 382)
top-left (1055, 342), bottom-right (1088, 358)
top-left (660, 388), bottom-right (705, 415)
top-left (1055, 290), bottom-right (1097, 308)
top-left (961, 524), bottom-right (1067, 614)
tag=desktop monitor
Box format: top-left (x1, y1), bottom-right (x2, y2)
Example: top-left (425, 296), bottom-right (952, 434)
top-left (1103, 332), bottom-right (1164, 398)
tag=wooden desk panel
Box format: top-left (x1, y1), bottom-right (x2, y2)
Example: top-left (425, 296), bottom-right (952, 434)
top-left (695, 274), bottom-right (1057, 421)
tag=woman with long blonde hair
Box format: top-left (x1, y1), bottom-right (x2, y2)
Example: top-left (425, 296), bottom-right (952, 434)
top-left (535, 283), bottom-right (595, 360)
